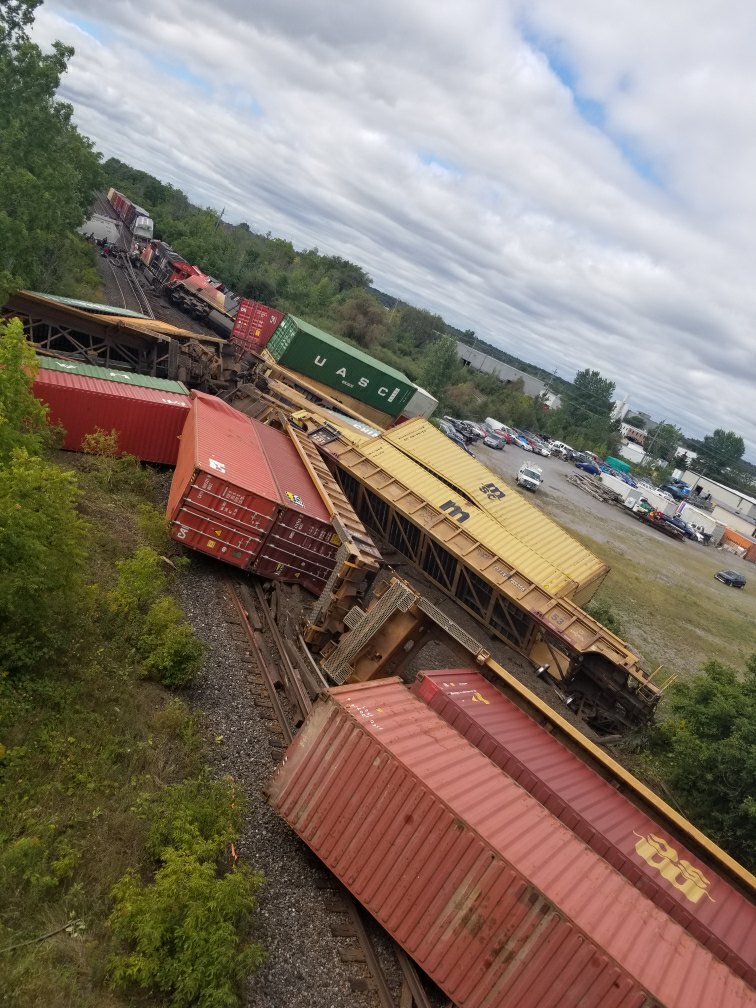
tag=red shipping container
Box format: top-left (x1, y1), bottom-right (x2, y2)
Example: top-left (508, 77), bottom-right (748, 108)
top-left (252, 422), bottom-right (340, 594)
top-left (230, 299), bottom-right (284, 355)
top-left (33, 367), bottom-right (190, 465)
top-left (167, 393), bottom-right (339, 590)
top-left (167, 393), bottom-right (282, 569)
top-left (412, 670), bottom-right (756, 986)
top-left (269, 680), bottom-right (754, 1008)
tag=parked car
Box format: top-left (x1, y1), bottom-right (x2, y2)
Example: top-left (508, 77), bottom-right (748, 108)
top-left (549, 441), bottom-right (574, 459)
top-left (522, 433), bottom-right (551, 457)
top-left (482, 431), bottom-right (508, 449)
top-left (438, 420), bottom-right (476, 456)
top-left (575, 460), bottom-right (601, 475)
top-left (715, 569), bottom-right (746, 588)
top-left (661, 514), bottom-right (703, 541)
top-left (516, 464), bottom-right (543, 491)
top-left (511, 431), bottom-right (534, 451)
top-left (443, 417), bottom-right (481, 442)
top-left (661, 482), bottom-right (690, 501)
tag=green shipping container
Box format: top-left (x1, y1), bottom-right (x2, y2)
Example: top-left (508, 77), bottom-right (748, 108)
top-left (37, 356), bottom-right (189, 395)
top-left (604, 456), bottom-right (631, 474)
top-left (267, 315), bottom-right (416, 417)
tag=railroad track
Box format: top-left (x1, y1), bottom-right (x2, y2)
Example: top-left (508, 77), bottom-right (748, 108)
top-left (225, 579), bottom-right (436, 1008)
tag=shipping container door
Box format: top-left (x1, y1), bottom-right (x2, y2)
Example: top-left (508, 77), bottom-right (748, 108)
top-left (253, 509), bottom-right (340, 592)
top-left (170, 470), bottom-right (278, 569)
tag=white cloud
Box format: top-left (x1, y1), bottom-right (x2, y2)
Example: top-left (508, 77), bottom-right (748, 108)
top-left (34, 0), bottom-right (756, 458)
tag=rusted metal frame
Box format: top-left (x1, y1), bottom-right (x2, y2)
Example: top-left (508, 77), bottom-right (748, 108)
top-left (454, 564), bottom-right (493, 622)
top-left (395, 948), bottom-right (434, 1008)
top-left (386, 508), bottom-right (422, 559)
top-left (487, 590), bottom-right (534, 651)
top-left (253, 584), bottom-right (313, 726)
top-left (225, 581), bottom-right (292, 744)
top-left (421, 535), bottom-right (458, 593)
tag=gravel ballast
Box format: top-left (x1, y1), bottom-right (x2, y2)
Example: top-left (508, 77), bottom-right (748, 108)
top-left (177, 559), bottom-right (381, 1008)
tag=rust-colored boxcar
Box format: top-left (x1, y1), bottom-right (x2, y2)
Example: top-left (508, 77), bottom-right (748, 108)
top-left (167, 393), bottom-right (338, 591)
top-left (412, 669), bottom-right (756, 986)
top-left (268, 679), bottom-right (754, 1008)
top-left (251, 422), bottom-right (339, 593)
top-left (230, 299), bottom-right (284, 355)
top-left (33, 360), bottom-right (190, 465)
top-left (167, 392), bottom-right (279, 568)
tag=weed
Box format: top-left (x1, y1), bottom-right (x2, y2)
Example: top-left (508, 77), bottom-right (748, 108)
top-left (108, 851), bottom-right (264, 1008)
top-left (138, 597), bottom-right (205, 689)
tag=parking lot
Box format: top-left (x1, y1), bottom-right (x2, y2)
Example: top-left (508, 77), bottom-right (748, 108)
top-left (475, 440), bottom-right (756, 680)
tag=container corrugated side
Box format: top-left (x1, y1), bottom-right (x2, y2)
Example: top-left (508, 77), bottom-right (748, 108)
top-left (268, 315), bottom-right (416, 417)
top-left (326, 433), bottom-right (581, 596)
top-left (36, 356), bottom-right (189, 394)
top-left (412, 669), bottom-right (756, 986)
top-left (230, 300), bottom-right (284, 355)
top-left (33, 368), bottom-right (190, 465)
top-left (166, 393), bottom-right (280, 567)
top-left (269, 679), bottom-right (753, 1008)
top-left (382, 419), bottom-right (607, 596)
top-left (251, 422), bottom-right (340, 594)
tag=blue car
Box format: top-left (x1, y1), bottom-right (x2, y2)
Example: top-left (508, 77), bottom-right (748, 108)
top-left (575, 460), bottom-right (601, 475)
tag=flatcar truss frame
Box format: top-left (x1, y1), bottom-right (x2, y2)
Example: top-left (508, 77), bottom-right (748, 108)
top-left (316, 430), bottom-right (669, 732)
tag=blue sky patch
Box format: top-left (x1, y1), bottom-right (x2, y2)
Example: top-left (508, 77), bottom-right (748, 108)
top-left (521, 22), bottom-right (662, 186)
top-left (150, 58), bottom-right (215, 96)
top-left (63, 14), bottom-right (108, 43)
top-left (419, 150), bottom-right (463, 174)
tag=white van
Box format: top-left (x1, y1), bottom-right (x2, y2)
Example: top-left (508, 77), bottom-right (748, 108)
top-left (516, 464), bottom-right (543, 491)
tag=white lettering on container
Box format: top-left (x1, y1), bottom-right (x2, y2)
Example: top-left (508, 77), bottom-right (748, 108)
top-left (336, 367), bottom-right (347, 378)
top-left (378, 386), bottom-right (388, 397)
top-left (358, 377), bottom-right (369, 387)
top-left (314, 355), bottom-right (326, 367)
top-left (208, 458), bottom-right (226, 473)
top-left (387, 388), bottom-right (399, 402)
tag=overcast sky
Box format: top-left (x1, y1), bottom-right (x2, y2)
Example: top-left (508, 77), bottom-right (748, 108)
top-left (36, 0), bottom-right (756, 459)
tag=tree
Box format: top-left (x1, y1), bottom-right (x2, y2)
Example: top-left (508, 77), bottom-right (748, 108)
top-left (695, 429), bottom-right (745, 478)
top-left (419, 334), bottom-right (462, 400)
top-left (0, 0), bottom-right (103, 304)
top-left (335, 290), bottom-right (389, 348)
top-left (0, 317), bottom-right (49, 460)
top-left (646, 656), bottom-right (756, 871)
top-left (0, 448), bottom-right (88, 675)
top-left (561, 369), bottom-right (616, 428)
top-left (552, 369), bottom-right (619, 454)
top-left (625, 415), bottom-right (646, 429)
top-left (645, 422), bottom-right (683, 463)
top-left (393, 305), bottom-right (446, 350)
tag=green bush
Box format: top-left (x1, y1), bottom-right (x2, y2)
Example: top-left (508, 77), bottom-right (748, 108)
top-left (584, 600), bottom-right (624, 637)
top-left (108, 850), bottom-right (264, 1008)
top-left (139, 596), bottom-right (205, 689)
top-left (141, 774), bottom-right (242, 863)
top-left (107, 546), bottom-right (169, 617)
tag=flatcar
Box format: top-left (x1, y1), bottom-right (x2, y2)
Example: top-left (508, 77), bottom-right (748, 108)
top-left (106, 188), bottom-right (154, 242)
top-left (311, 424), bottom-right (665, 733)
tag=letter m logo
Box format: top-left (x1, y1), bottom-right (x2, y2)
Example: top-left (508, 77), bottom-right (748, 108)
top-left (440, 500), bottom-right (470, 523)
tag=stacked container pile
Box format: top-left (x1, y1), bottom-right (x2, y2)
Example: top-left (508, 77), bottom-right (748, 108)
top-left (33, 357), bottom-right (190, 465)
top-left (412, 669), bottom-right (756, 987)
top-left (166, 392), bottom-right (339, 594)
top-left (268, 679), bottom-right (756, 1008)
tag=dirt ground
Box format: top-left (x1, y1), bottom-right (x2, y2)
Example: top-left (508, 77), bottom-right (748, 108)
top-left (476, 443), bottom-right (756, 681)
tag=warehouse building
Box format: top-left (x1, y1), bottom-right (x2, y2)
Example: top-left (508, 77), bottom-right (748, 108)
top-left (456, 343), bottom-right (561, 408)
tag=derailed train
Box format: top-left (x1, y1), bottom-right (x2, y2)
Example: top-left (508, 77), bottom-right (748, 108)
top-left (27, 344), bottom-right (756, 1006)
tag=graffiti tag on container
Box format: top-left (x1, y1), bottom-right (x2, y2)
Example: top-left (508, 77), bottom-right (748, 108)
top-left (633, 832), bottom-right (714, 903)
top-left (286, 491), bottom-right (304, 508)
